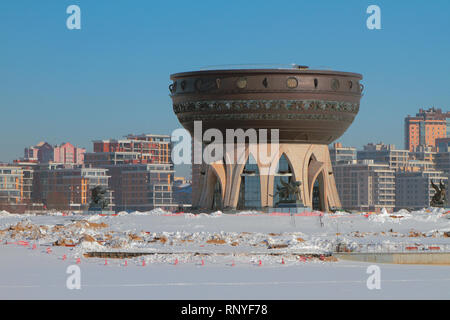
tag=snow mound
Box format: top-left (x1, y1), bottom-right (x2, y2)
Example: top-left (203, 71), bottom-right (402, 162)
top-left (236, 210), bottom-right (263, 215)
top-left (0, 210), bottom-right (10, 216)
top-left (79, 241), bottom-right (104, 251)
top-left (127, 208), bottom-right (171, 216)
top-left (367, 207), bottom-right (448, 223)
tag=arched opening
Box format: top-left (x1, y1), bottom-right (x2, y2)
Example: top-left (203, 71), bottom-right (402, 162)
top-left (237, 154), bottom-right (261, 209)
top-left (272, 154), bottom-right (294, 206)
top-left (311, 171), bottom-right (325, 211)
top-left (308, 154), bottom-right (316, 165)
top-left (211, 178), bottom-right (223, 210)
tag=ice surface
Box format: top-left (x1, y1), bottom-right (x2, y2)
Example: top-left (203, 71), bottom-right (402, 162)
top-left (1, 207), bottom-right (450, 299)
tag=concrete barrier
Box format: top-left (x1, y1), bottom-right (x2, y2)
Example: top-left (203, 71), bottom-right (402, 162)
top-left (335, 252), bottom-right (450, 265)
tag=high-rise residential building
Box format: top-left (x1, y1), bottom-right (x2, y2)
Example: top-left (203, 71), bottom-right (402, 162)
top-left (173, 178), bottom-right (192, 207)
top-left (436, 137), bottom-right (450, 153)
top-left (333, 160), bottom-right (396, 212)
top-left (409, 145), bottom-right (436, 162)
top-left (23, 141), bottom-right (85, 164)
top-left (435, 138), bottom-right (450, 200)
top-left (11, 161), bottom-right (37, 203)
top-left (53, 142), bottom-right (85, 164)
top-left (33, 163), bottom-right (113, 211)
top-left (0, 164), bottom-right (23, 206)
top-left (395, 171), bottom-right (448, 210)
top-left (406, 159), bottom-right (436, 172)
top-left (357, 143), bottom-right (409, 171)
top-left (435, 152), bottom-right (450, 175)
top-left (404, 107), bottom-right (450, 152)
top-left (329, 143), bottom-right (357, 167)
top-left (106, 164), bottom-right (175, 212)
top-left (407, 145), bottom-right (436, 172)
top-left (85, 134), bottom-right (176, 212)
top-left (87, 134), bottom-right (170, 165)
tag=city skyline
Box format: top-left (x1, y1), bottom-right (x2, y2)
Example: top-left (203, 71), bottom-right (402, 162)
top-left (1, 1), bottom-right (450, 163)
top-left (5, 105), bottom-right (449, 160)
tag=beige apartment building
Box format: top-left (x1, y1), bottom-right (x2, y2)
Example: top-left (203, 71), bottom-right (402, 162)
top-left (357, 143), bottom-right (409, 171)
top-left (333, 160), bottom-right (395, 212)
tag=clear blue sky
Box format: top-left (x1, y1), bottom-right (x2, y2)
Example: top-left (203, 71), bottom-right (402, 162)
top-left (1, 0), bottom-right (449, 163)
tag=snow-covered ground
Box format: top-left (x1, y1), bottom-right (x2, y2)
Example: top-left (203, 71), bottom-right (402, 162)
top-left (1, 208), bottom-right (450, 299)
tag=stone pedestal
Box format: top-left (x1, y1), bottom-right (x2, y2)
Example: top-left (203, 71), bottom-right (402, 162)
top-left (81, 209), bottom-right (116, 216)
top-left (267, 201), bottom-right (312, 214)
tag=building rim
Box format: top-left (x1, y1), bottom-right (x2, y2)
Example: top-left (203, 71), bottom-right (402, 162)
top-left (170, 68), bottom-right (363, 80)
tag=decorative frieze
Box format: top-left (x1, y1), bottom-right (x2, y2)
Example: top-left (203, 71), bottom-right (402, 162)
top-left (173, 100), bottom-right (359, 115)
top-left (177, 112), bottom-right (355, 123)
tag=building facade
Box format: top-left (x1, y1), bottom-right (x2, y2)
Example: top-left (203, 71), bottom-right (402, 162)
top-left (0, 164), bottom-right (23, 205)
top-left (329, 142), bottom-right (357, 167)
top-left (395, 170), bottom-right (448, 210)
top-left (33, 164), bottom-right (113, 211)
top-left (106, 164), bottom-right (175, 212)
top-left (24, 141), bottom-right (85, 164)
top-left (333, 160), bottom-right (396, 212)
top-left (436, 137), bottom-right (450, 153)
top-left (404, 108), bottom-right (450, 152)
top-left (357, 143), bottom-right (409, 171)
top-left (89, 134), bottom-right (170, 165)
top-left (85, 134), bottom-right (176, 212)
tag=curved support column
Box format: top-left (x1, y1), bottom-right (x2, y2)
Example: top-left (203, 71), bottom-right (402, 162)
top-left (192, 143), bottom-right (342, 212)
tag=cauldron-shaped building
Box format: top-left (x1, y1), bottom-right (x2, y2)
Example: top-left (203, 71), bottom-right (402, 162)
top-left (170, 67), bottom-right (363, 212)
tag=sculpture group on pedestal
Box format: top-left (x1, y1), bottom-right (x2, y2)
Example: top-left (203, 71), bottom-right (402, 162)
top-left (272, 179), bottom-right (305, 207)
top-left (88, 186), bottom-right (109, 211)
top-left (430, 180), bottom-right (447, 208)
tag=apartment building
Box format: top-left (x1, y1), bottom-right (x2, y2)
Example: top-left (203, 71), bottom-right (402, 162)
top-left (333, 160), bottom-right (396, 212)
top-left (24, 141), bottom-right (85, 164)
top-left (85, 134), bottom-right (176, 212)
top-left (0, 164), bottom-right (23, 205)
top-left (357, 143), bottom-right (409, 171)
top-left (405, 107), bottom-right (450, 152)
top-left (329, 142), bottom-right (357, 167)
top-left (106, 163), bottom-right (175, 212)
top-left (33, 163), bottom-right (113, 211)
top-left (395, 170), bottom-right (448, 210)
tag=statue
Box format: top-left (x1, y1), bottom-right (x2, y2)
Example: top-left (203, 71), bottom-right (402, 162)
top-left (271, 178), bottom-right (303, 205)
top-left (88, 186), bottom-right (109, 211)
top-left (430, 180), bottom-right (447, 208)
